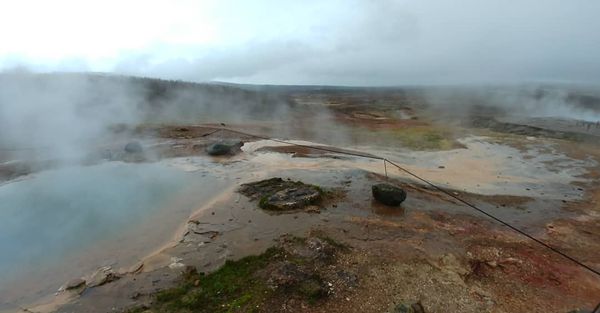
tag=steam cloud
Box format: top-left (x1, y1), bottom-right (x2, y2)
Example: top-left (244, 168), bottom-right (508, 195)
top-left (0, 71), bottom-right (143, 161)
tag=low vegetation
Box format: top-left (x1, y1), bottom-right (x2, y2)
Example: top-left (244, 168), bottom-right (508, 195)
top-left (384, 126), bottom-right (462, 150)
top-left (128, 236), bottom-right (345, 313)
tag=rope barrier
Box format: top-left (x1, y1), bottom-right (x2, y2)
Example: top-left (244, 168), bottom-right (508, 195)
top-left (207, 125), bottom-right (600, 279)
top-left (384, 158), bottom-right (600, 277)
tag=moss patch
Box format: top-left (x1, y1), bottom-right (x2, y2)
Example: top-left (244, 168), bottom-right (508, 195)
top-left (128, 236), bottom-right (347, 313)
top-left (131, 248), bottom-right (279, 313)
top-left (385, 126), bottom-right (462, 150)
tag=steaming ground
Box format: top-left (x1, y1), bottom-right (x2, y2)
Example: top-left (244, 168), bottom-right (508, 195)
top-left (1, 74), bottom-right (600, 312)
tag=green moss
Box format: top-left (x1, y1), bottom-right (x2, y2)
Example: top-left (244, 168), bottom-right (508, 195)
top-left (129, 235), bottom-right (344, 313)
top-left (258, 195), bottom-right (271, 210)
top-left (389, 126), bottom-right (457, 150)
top-left (137, 247), bottom-right (282, 313)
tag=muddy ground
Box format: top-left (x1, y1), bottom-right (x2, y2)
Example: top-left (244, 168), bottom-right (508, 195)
top-left (3, 90), bottom-right (600, 313)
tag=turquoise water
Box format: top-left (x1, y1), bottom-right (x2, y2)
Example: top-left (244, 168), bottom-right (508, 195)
top-left (0, 161), bottom-right (225, 307)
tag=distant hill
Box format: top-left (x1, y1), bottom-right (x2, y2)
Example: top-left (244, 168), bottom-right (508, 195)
top-left (0, 72), bottom-right (296, 124)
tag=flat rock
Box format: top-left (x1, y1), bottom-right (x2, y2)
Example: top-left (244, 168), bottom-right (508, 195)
top-left (88, 266), bottom-right (120, 287)
top-left (239, 178), bottom-right (323, 211)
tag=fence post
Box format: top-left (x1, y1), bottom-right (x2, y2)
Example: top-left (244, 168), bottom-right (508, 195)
top-left (383, 159), bottom-right (388, 178)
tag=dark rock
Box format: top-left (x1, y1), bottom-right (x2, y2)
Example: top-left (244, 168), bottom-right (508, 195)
top-left (124, 141), bottom-right (143, 153)
top-left (206, 140), bottom-right (243, 156)
top-left (372, 183), bottom-right (407, 206)
top-left (240, 178), bottom-right (324, 211)
top-left (239, 178), bottom-right (287, 199)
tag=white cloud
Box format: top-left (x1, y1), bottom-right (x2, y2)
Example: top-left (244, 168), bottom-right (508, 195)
top-left (1, 0), bottom-right (599, 85)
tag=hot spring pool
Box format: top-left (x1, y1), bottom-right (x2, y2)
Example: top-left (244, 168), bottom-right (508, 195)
top-left (0, 161), bottom-right (229, 308)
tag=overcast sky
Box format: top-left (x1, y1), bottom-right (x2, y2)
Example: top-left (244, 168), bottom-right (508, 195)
top-left (1, 0), bottom-right (599, 86)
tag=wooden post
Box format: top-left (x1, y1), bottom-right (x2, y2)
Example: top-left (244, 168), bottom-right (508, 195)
top-left (383, 159), bottom-right (388, 178)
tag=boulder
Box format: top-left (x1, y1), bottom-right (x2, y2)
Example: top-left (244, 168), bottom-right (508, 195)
top-left (124, 141), bottom-right (143, 153)
top-left (206, 141), bottom-right (243, 156)
top-left (372, 183), bottom-right (407, 206)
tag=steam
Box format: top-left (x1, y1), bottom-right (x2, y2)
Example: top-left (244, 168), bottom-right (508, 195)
top-left (421, 86), bottom-right (600, 123)
top-left (0, 71), bottom-right (130, 162)
top-left (0, 71), bottom-right (144, 161)
top-left (0, 71), bottom-right (303, 163)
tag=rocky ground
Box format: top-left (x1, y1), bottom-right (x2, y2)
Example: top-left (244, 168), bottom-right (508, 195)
top-left (50, 149), bottom-right (600, 313)
top-left (3, 89), bottom-right (600, 313)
